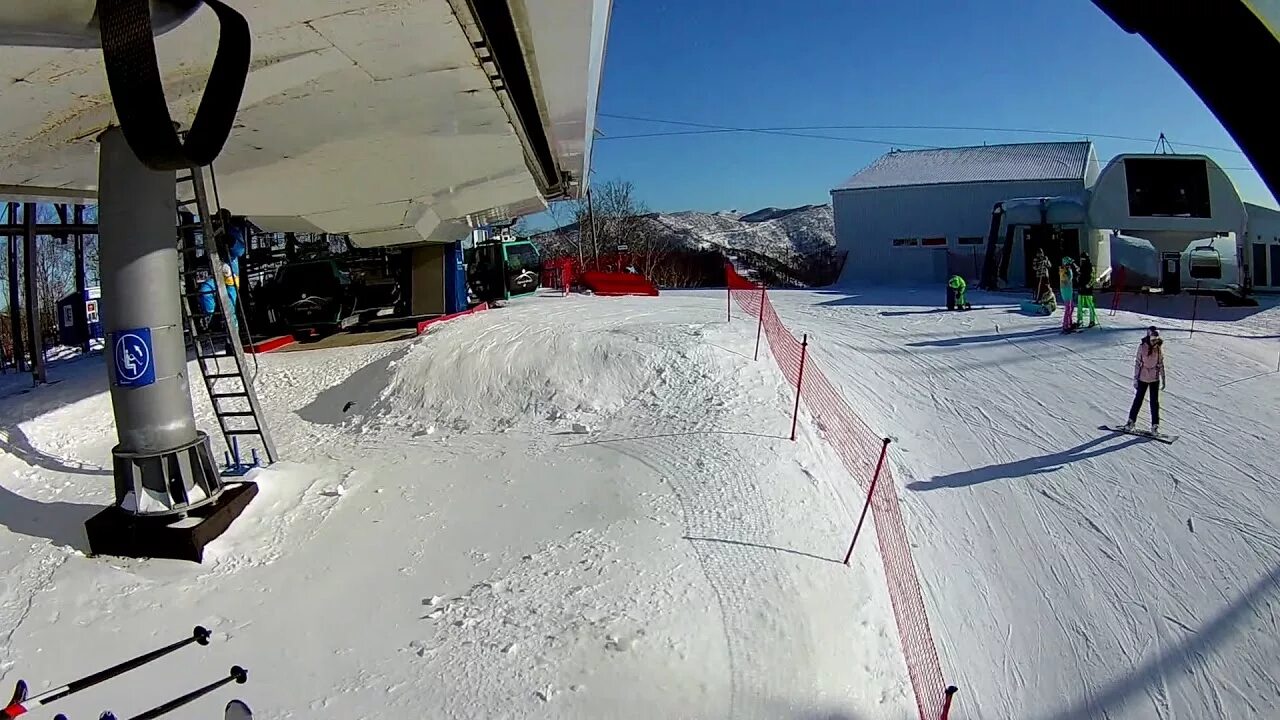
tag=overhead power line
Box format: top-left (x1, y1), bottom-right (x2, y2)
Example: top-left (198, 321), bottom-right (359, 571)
top-left (597, 113), bottom-right (934, 149)
top-left (596, 112), bottom-right (1252, 161)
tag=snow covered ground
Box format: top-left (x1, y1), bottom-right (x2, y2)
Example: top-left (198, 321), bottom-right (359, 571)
top-left (0, 291), bottom-right (910, 719)
top-left (3, 286), bottom-right (1278, 719)
top-left (767, 287), bottom-right (1280, 719)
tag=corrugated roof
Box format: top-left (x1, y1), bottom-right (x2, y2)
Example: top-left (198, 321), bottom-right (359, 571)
top-left (835, 141), bottom-right (1093, 191)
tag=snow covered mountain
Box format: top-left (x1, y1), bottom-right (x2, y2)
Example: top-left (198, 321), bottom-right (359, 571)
top-left (533, 204), bottom-right (839, 285)
top-left (647, 204), bottom-right (836, 264)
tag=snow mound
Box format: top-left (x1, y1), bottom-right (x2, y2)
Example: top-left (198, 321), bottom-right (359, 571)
top-left (363, 300), bottom-right (712, 434)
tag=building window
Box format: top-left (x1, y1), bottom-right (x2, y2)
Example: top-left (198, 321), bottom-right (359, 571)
top-left (958, 236), bottom-right (985, 245)
top-left (892, 238), bottom-right (919, 247)
top-left (921, 237), bottom-right (947, 247)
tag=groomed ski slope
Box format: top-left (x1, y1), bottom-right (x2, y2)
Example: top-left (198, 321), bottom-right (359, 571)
top-left (0, 292), bottom-right (913, 720)
top-left (3, 287), bottom-right (1277, 719)
top-left (767, 287), bottom-right (1280, 719)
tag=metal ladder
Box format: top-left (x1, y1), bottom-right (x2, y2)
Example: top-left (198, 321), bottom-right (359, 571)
top-left (175, 165), bottom-right (278, 468)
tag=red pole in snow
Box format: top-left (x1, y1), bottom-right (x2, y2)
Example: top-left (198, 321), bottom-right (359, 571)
top-left (754, 286), bottom-right (766, 361)
top-left (790, 335), bottom-right (808, 442)
top-left (1190, 281), bottom-right (1201, 336)
top-left (939, 686), bottom-right (959, 720)
top-left (843, 437), bottom-right (892, 565)
top-left (1110, 266), bottom-right (1125, 317)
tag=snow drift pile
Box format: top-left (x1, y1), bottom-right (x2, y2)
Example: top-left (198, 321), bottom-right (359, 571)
top-left (363, 303), bottom-right (714, 433)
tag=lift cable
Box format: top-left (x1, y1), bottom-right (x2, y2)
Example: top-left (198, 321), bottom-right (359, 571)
top-left (597, 112), bottom-right (1248, 158)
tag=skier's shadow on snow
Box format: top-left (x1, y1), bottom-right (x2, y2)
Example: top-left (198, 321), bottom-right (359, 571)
top-left (0, 425), bottom-right (111, 477)
top-left (909, 433), bottom-right (1146, 491)
top-left (879, 309), bottom-right (948, 317)
top-left (0, 480), bottom-right (98, 550)
top-left (907, 327), bottom-right (1068, 347)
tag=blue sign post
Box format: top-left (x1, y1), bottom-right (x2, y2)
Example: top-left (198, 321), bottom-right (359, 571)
top-left (112, 328), bottom-right (156, 388)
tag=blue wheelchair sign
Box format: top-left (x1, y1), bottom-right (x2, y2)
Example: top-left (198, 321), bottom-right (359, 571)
top-left (113, 328), bottom-right (156, 388)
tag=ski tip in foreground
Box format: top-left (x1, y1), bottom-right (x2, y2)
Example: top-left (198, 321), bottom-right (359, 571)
top-left (225, 699), bottom-right (253, 720)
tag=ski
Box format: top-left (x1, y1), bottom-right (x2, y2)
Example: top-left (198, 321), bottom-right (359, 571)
top-left (2, 626), bottom-right (212, 718)
top-left (225, 700), bottom-right (253, 720)
top-left (1099, 425), bottom-right (1179, 444)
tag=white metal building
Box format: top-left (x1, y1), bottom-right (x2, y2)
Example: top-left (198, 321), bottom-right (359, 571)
top-left (832, 142), bottom-right (1101, 285)
top-left (1245, 202), bottom-right (1280, 291)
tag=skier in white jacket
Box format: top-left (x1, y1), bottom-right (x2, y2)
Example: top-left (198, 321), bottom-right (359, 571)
top-left (1123, 327), bottom-right (1166, 434)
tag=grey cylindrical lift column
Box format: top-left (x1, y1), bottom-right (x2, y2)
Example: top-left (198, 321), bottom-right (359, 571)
top-left (98, 126), bottom-right (223, 515)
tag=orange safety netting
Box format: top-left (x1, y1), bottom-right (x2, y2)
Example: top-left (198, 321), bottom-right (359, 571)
top-left (726, 265), bottom-right (950, 720)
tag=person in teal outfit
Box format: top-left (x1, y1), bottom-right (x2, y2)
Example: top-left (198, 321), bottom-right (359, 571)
top-left (1058, 258), bottom-right (1076, 333)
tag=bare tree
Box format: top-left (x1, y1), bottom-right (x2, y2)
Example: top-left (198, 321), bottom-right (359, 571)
top-left (532, 199), bottom-right (588, 262)
top-left (34, 204), bottom-right (76, 342)
top-left (533, 179), bottom-right (661, 265)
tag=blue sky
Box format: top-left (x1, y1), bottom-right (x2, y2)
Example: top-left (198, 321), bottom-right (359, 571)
top-left (531, 0), bottom-right (1275, 228)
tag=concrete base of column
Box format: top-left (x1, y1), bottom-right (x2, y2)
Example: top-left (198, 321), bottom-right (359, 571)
top-left (86, 430), bottom-right (252, 563)
top-left (85, 480), bottom-right (259, 563)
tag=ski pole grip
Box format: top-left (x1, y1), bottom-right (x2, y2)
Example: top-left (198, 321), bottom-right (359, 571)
top-left (194, 626), bottom-right (212, 646)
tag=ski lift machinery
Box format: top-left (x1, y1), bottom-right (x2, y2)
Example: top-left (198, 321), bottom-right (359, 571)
top-left (1188, 240), bottom-right (1224, 280)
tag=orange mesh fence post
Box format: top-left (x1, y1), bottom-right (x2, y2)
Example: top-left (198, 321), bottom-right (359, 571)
top-left (843, 437), bottom-right (892, 565)
top-left (1190, 280), bottom-right (1201, 336)
top-left (754, 286), bottom-right (766, 361)
top-left (790, 334), bottom-right (808, 442)
top-left (939, 686), bottom-right (959, 719)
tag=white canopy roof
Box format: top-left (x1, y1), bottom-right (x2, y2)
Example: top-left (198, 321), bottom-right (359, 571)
top-left (0, 0), bottom-right (612, 246)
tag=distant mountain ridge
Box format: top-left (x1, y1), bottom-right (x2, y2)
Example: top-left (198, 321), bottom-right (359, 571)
top-left (534, 203), bottom-right (836, 270)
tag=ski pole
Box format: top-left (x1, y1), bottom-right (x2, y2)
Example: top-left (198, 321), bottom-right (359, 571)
top-left (3, 626), bottom-right (211, 718)
top-left (105, 666), bottom-right (248, 720)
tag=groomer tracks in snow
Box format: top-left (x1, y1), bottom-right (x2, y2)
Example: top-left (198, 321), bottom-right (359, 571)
top-left (767, 286), bottom-right (1280, 719)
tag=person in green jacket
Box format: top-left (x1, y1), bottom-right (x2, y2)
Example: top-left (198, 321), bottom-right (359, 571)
top-left (1075, 252), bottom-right (1098, 328)
top-left (947, 275), bottom-right (969, 310)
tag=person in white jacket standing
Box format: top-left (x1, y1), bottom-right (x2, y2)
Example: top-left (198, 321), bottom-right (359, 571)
top-left (1123, 327), bottom-right (1166, 434)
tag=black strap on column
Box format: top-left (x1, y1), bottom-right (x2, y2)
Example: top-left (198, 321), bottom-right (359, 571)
top-left (97, 0), bottom-right (251, 170)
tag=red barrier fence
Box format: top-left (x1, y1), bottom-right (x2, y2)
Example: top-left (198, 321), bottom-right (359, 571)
top-left (726, 265), bottom-right (952, 720)
top-left (581, 270), bottom-right (660, 297)
top-left (415, 302), bottom-right (489, 336)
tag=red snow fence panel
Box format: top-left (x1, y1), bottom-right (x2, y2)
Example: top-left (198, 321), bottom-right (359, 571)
top-left (542, 257), bottom-right (577, 291)
top-left (726, 263), bottom-right (952, 720)
top-left (247, 335), bottom-right (295, 354)
top-left (416, 302), bottom-right (489, 335)
top-left (581, 270), bottom-right (659, 297)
